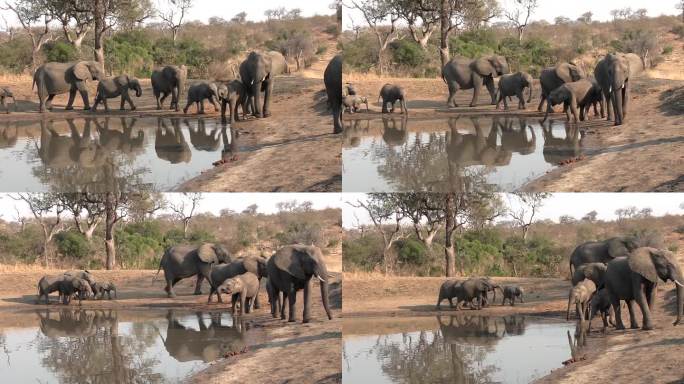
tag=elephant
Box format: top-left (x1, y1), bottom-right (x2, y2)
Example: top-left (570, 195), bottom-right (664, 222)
top-left (345, 82), bottom-right (356, 96)
top-left (187, 119), bottom-right (220, 151)
top-left (155, 118), bottom-right (191, 164)
top-left (33, 61), bottom-right (104, 112)
top-left (460, 277), bottom-right (497, 310)
top-left (183, 81), bottom-right (219, 114)
top-left (64, 270), bottom-right (96, 285)
top-left (239, 51), bottom-right (286, 118)
top-left (566, 279), bottom-right (596, 331)
top-left (324, 55), bottom-right (343, 134)
top-left (501, 285), bottom-right (524, 306)
top-left (542, 78), bottom-right (602, 123)
top-left (0, 121), bottom-right (18, 148)
top-left (37, 274), bottom-right (68, 304)
top-left (496, 71), bottom-right (533, 110)
top-left (594, 53), bottom-right (643, 125)
top-left (442, 55), bottom-right (510, 107)
top-left (378, 83), bottom-right (408, 114)
top-left (436, 279), bottom-right (466, 309)
top-left (1, 87), bottom-right (16, 113)
top-left (571, 262), bottom-right (608, 288)
top-left (605, 248), bottom-right (683, 330)
top-left (266, 244), bottom-right (333, 323)
top-left (58, 277), bottom-right (94, 305)
top-left (266, 278), bottom-right (282, 318)
top-left (540, 121), bottom-right (581, 165)
top-left (92, 75), bottom-right (142, 112)
top-left (91, 281), bottom-right (117, 300)
top-left (342, 95), bottom-right (369, 114)
top-left (537, 62), bottom-right (585, 112)
top-left (154, 242), bottom-right (231, 297)
top-left (217, 79), bottom-right (246, 123)
top-left (569, 236), bottom-right (641, 275)
top-left (216, 272), bottom-right (260, 315)
top-left (588, 288), bottom-right (615, 333)
top-left (151, 65), bottom-right (187, 112)
top-left (207, 256), bottom-right (267, 308)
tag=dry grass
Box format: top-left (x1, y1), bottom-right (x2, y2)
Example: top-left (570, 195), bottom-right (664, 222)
top-left (0, 73), bottom-right (32, 83)
top-left (0, 263), bottom-right (56, 273)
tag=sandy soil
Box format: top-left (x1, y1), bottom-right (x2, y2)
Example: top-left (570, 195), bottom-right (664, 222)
top-left (342, 37), bottom-right (684, 192)
top-left (342, 233), bottom-right (684, 383)
top-left (0, 39), bottom-right (341, 193)
top-left (0, 251), bottom-right (343, 384)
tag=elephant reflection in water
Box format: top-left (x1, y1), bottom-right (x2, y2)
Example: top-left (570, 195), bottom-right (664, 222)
top-left (446, 116), bottom-right (510, 168)
top-left (343, 119), bottom-right (370, 148)
top-left (381, 116), bottom-right (408, 147)
top-left (155, 117), bottom-right (191, 163)
top-left (540, 119), bottom-right (582, 164)
top-left (0, 121), bottom-right (18, 149)
top-left (438, 315), bottom-right (526, 343)
top-left (220, 121), bottom-right (240, 162)
top-left (38, 118), bottom-right (105, 169)
top-left (95, 117), bottom-right (145, 157)
top-left (496, 116), bottom-right (536, 156)
top-left (159, 310), bottom-right (248, 363)
top-left (187, 119), bottom-right (221, 152)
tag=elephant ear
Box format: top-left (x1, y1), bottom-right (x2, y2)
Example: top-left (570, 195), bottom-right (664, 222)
top-left (274, 246), bottom-right (307, 280)
top-left (162, 66), bottom-right (177, 81)
top-left (628, 248), bottom-right (659, 283)
top-left (472, 58), bottom-right (495, 77)
top-left (73, 62), bottom-right (90, 81)
top-left (607, 238), bottom-right (630, 258)
top-left (197, 243), bottom-right (218, 263)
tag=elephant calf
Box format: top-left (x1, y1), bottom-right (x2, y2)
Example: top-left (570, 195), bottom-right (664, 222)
top-left (588, 288), bottom-right (614, 333)
top-left (184, 81), bottom-right (220, 115)
top-left (91, 281), bottom-right (117, 300)
top-left (58, 277), bottom-right (94, 305)
top-left (217, 80), bottom-right (246, 123)
top-left (378, 84), bottom-right (408, 114)
top-left (496, 72), bottom-right (533, 110)
top-left (343, 95), bottom-right (369, 114)
top-left (543, 79), bottom-right (602, 123)
top-left (1, 87), bottom-right (16, 113)
top-left (502, 285), bottom-right (524, 306)
top-left (567, 279), bottom-right (596, 327)
top-left (92, 75), bottom-right (142, 112)
top-left (346, 82), bottom-right (357, 96)
top-left (217, 272), bottom-right (260, 316)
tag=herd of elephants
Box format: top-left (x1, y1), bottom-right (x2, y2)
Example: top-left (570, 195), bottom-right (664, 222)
top-left (436, 237), bottom-right (683, 333)
top-left (36, 243), bottom-right (334, 324)
top-left (343, 52), bottom-right (644, 126)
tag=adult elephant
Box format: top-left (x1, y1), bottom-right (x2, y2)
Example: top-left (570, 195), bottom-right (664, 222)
top-left (441, 55), bottom-right (509, 107)
top-left (151, 65), bottom-right (187, 112)
top-left (594, 53), bottom-right (643, 126)
top-left (461, 277), bottom-right (498, 309)
top-left (537, 62), bottom-right (585, 112)
top-left (33, 61), bottom-right (104, 112)
top-left (324, 55), bottom-right (343, 134)
top-left (605, 248), bottom-right (683, 330)
top-left (266, 244), bottom-right (333, 323)
top-left (239, 51), bottom-right (284, 118)
top-left (569, 236), bottom-right (640, 275)
top-left (155, 243), bottom-right (231, 297)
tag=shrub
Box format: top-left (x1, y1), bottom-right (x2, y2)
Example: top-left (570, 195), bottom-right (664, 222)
top-left (0, 38), bottom-right (33, 73)
top-left (342, 235), bottom-right (383, 271)
top-left (390, 40), bottom-right (425, 67)
top-left (341, 35), bottom-right (378, 73)
top-left (54, 231), bottom-right (91, 259)
top-left (106, 31), bottom-right (154, 77)
top-left (395, 238), bottom-right (428, 266)
top-left (662, 45), bottom-right (673, 55)
top-left (116, 229), bottom-right (162, 269)
top-left (43, 41), bottom-right (79, 63)
top-left (671, 24), bottom-right (684, 38)
top-left (275, 220), bottom-right (322, 246)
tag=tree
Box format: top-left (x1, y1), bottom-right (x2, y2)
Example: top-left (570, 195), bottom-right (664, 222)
top-left (126, 191), bottom-right (165, 223)
top-left (44, 0), bottom-right (92, 50)
top-left (559, 215), bottom-right (576, 224)
top-left (11, 193), bottom-right (69, 266)
top-left (503, 0), bottom-right (538, 42)
top-left (348, 194), bottom-right (407, 274)
top-left (677, 1), bottom-right (684, 22)
top-left (577, 11), bottom-right (592, 24)
top-left (285, 8), bottom-right (302, 19)
top-left (615, 206), bottom-right (638, 220)
top-left (391, 0), bottom-right (440, 49)
top-left (1, 0), bottom-right (55, 70)
top-left (242, 204), bottom-right (258, 215)
top-left (157, 0), bottom-right (193, 44)
top-left (582, 210), bottom-right (598, 222)
top-left (230, 11), bottom-right (247, 24)
top-left (168, 192), bottom-right (202, 238)
top-left (264, 7), bottom-right (286, 20)
top-left (633, 8), bottom-right (647, 19)
top-left (57, 193), bottom-right (104, 241)
top-left (437, 0), bottom-right (499, 67)
top-left (554, 16), bottom-right (570, 25)
top-left (394, 193), bottom-right (443, 248)
top-left (345, 0), bottom-right (402, 75)
top-left (507, 192), bottom-right (549, 241)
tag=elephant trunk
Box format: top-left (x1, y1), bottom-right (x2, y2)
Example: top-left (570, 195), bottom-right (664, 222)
top-left (320, 279), bottom-right (333, 320)
top-left (612, 82), bottom-right (623, 125)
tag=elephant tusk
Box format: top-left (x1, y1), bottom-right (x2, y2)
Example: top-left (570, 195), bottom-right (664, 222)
top-left (314, 274), bottom-right (326, 283)
top-left (674, 280), bottom-right (684, 288)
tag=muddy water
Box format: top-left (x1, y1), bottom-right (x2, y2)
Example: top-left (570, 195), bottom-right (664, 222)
top-left (0, 309), bottom-right (261, 383)
top-left (342, 116), bottom-right (585, 192)
top-left (0, 117), bottom-right (245, 192)
top-left (343, 315), bottom-right (574, 383)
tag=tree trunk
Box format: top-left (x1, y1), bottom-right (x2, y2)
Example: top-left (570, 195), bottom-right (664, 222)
top-left (183, 220), bottom-right (189, 238)
top-left (439, 0), bottom-right (450, 68)
top-left (104, 193), bottom-right (116, 270)
top-left (518, 27), bottom-right (524, 42)
top-left (444, 194), bottom-right (456, 277)
top-left (445, 244), bottom-right (456, 277)
top-left (42, 237), bottom-right (49, 267)
top-left (383, 244), bottom-right (394, 275)
top-left (84, 225), bottom-right (96, 241)
top-left (172, 28), bottom-right (178, 44)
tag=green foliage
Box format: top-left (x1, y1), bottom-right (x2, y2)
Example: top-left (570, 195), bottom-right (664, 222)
top-left (390, 40), bottom-right (425, 67)
top-left (395, 238), bottom-right (427, 266)
top-left (450, 29), bottom-right (498, 58)
top-left (341, 34), bottom-right (378, 73)
top-left (0, 226), bottom-right (43, 263)
top-left (662, 45), bottom-right (674, 55)
top-left (116, 230), bottom-right (162, 269)
top-left (54, 231), bottom-right (91, 259)
top-left (498, 37), bottom-right (556, 74)
top-left (342, 235), bottom-right (383, 271)
top-left (275, 220), bottom-right (322, 246)
top-left (152, 38), bottom-right (212, 78)
top-left (106, 31), bottom-right (154, 77)
top-left (0, 38), bottom-right (33, 73)
top-left (43, 41), bottom-right (79, 63)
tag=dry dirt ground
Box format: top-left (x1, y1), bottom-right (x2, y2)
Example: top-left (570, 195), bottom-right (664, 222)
top-left (0, 39), bottom-right (341, 193)
top-left (342, 35), bottom-right (684, 192)
top-left (0, 251), bottom-right (343, 384)
top-left (342, 233), bottom-right (684, 383)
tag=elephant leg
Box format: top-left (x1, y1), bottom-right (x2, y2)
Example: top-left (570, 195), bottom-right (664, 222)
top-left (92, 96), bottom-right (101, 112)
top-left (254, 279), bottom-right (261, 309)
top-left (280, 291), bottom-right (287, 320)
top-left (470, 75), bottom-right (482, 107)
top-left (446, 81), bottom-right (459, 107)
top-left (240, 292), bottom-right (246, 315)
top-left (194, 274), bottom-right (204, 295)
top-left (102, 97), bottom-right (109, 112)
top-left (76, 82), bottom-right (90, 110)
top-left (401, 99), bottom-right (408, 114)
top-left (303, 280), bottom-right (311, 323)
top-left (160, 92), bottom-right (169, 108)
top-left (381, 98), bottom-right (389, 113)
top-left (251, 82), bottom-right (262, 117)
top-left (183, 100), bottom-right (192, 114)
top-left (127, 94), bottom-right (136, 111)
top-left (448, 297), bottom-right (454, 308)
top-left (622, 80), bottom-right (630, 119)
top-left (210, 96), bottom-right (219, 112)
top-left (171, 88), bottom-right (180, 112)
top-left (495, 92), bottom-right (503, 109)
top-left (65, 88), bottom-right (77, 110)
top-left (603, 90), bottom-right (612, 121)
top-left (231, 293), bottom-right (238, 314)
top-left (155, 91), bottom-right (162, 109)
top-left (634, 280), bottom-right (654, 330)
top-left (626, 299), bottom-right (639, 329)
top-left (537, 91), bottom-right (546, 112)
top-left (165, 277), bottom-right (176, 298)
top-left (287, 286), bottom-right (297, 322)
top-left (646, 283), bottom-right (656, 310)
top-left (484, 77), bottom-right (496, 105)
top-left (517, 91), bottom-right (525, 109)
top-left (262, 78), bottom-right (273, 117)
top-left (610, 293), bottom-right (625, 329)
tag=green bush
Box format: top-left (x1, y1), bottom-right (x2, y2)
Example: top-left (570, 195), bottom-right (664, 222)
top-left (662, 45), bottom-right (674, 55)
top-left (390, 40), bottom-right (425, 67)
top-left (341, 35), bottom-right (378, 73)
top-left (43, 41), bottom-right (79, 63)
top-left (672, 24), bottom-right (684, 38)
top-left (0, 226), bottom-right (43, 263)
top-left (450, 29), bottom-right (498, 58)
top-left (396, 238), bottom-right (428, 266)
top-left (275, 220), bottom-right (322, 246)
top-left (0, 38), bottom-right (33, 73)
top-left (342, 235), bottom-right (383, 271)
top-left (54, 231), bottom-right (91, 259)
top-left (106, 31), bottom-right (154, 77)
top-left (116, 229), bottom-right (162, 269)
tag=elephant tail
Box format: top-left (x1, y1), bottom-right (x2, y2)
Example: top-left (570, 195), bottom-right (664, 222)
top-left (152, 255), bottom-right (165, 284)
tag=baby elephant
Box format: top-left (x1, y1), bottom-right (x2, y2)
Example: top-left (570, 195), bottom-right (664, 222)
top-left (58, 277), bottom-right (94, 305)
top-left (543, 78), bottom-right (602, 123)
top-left (567, 278), bottom-right (596, 330)
top-left (501, 285), bottom-right (524, 306)
top-left (346, 82), bottom-right (357, 96)
top-left (92, 75), bottom-right (142, 112)
top-left (217, 272), bottom-right (260, 316)
top-left (184, 81), bottom-right (219, 114)
top-left (496, 72), bottom-right (533, 110)
top-left (588, 288), bottom-right (614, 333)
top-left (378, 83), bottom-right (408, 114)
top-left (216, 80), bottom-right (246, 123)
top-left (1, 87), bottom-right (16, 113)
top-left (91, 281), bottom-right (117, 300)
top-left (343, 95), bottom-right (369, 114)
top-left (37, 274), bottom-right (67, 304)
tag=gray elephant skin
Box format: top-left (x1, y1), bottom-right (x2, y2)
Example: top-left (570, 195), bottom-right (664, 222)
top-left (207, 256), bottom-right (267, 308)
top-left (155, 243), bottom-right (231, 297)
top-left (378, 83), bottom-right (408, 114)
top-left (217, 272), bottom-right (260, 315)
top-left (436, 279), bottom-right (465, 309)
top-left (496, 71), bottom-right (533, 110)
top-left (460, 277), bottom-right (500, 309)
top-left (1, 87), bottom-right (16, 113)
top-left (571, 262), bottom-right (607, 288)
top-left (588, 288), bottom-right (614, 332)
top-left (155, 118), bottom-right (191, 164)
top-left (543, 78), bottom-right (603, 123)
top-left (91, 281), bottom-right (117, 299)
top-left (37, 274), bottom-right (67, 304)
top-left (33, 61), bottom-right (104, 112)
top-left (566, 278), bottom-right (596, 331)
top-left (442, 55), bottom-right (509, 107)
top-left (239, 51), bottom-right (286, 118)
top-left (537, 62), bottom-right (584, 112)
top-left (594, 53), bottom-right (643, 125)
top-left (184, 81), bottom-right (219, 114)
top-left (58, 277), bottom-right (94, 305)
top-left (343, 95), bottom-right (368, 113)
top-left (217, 80), bottom-right (246, 123)
top-left (569, 236), bottom-right (640, 274)
top-left (151, 65), bottom-right (187, 112)
top-left (324, 55), bottom-right (343, 134)
top-left (92, 75), bottom-right (142, 112)
top-left (266, 244), bottom-right (333, 323)
top-left (502, 285), bottom-right (524, 306)
top-left (605, 248), bottom-right (683, 330)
